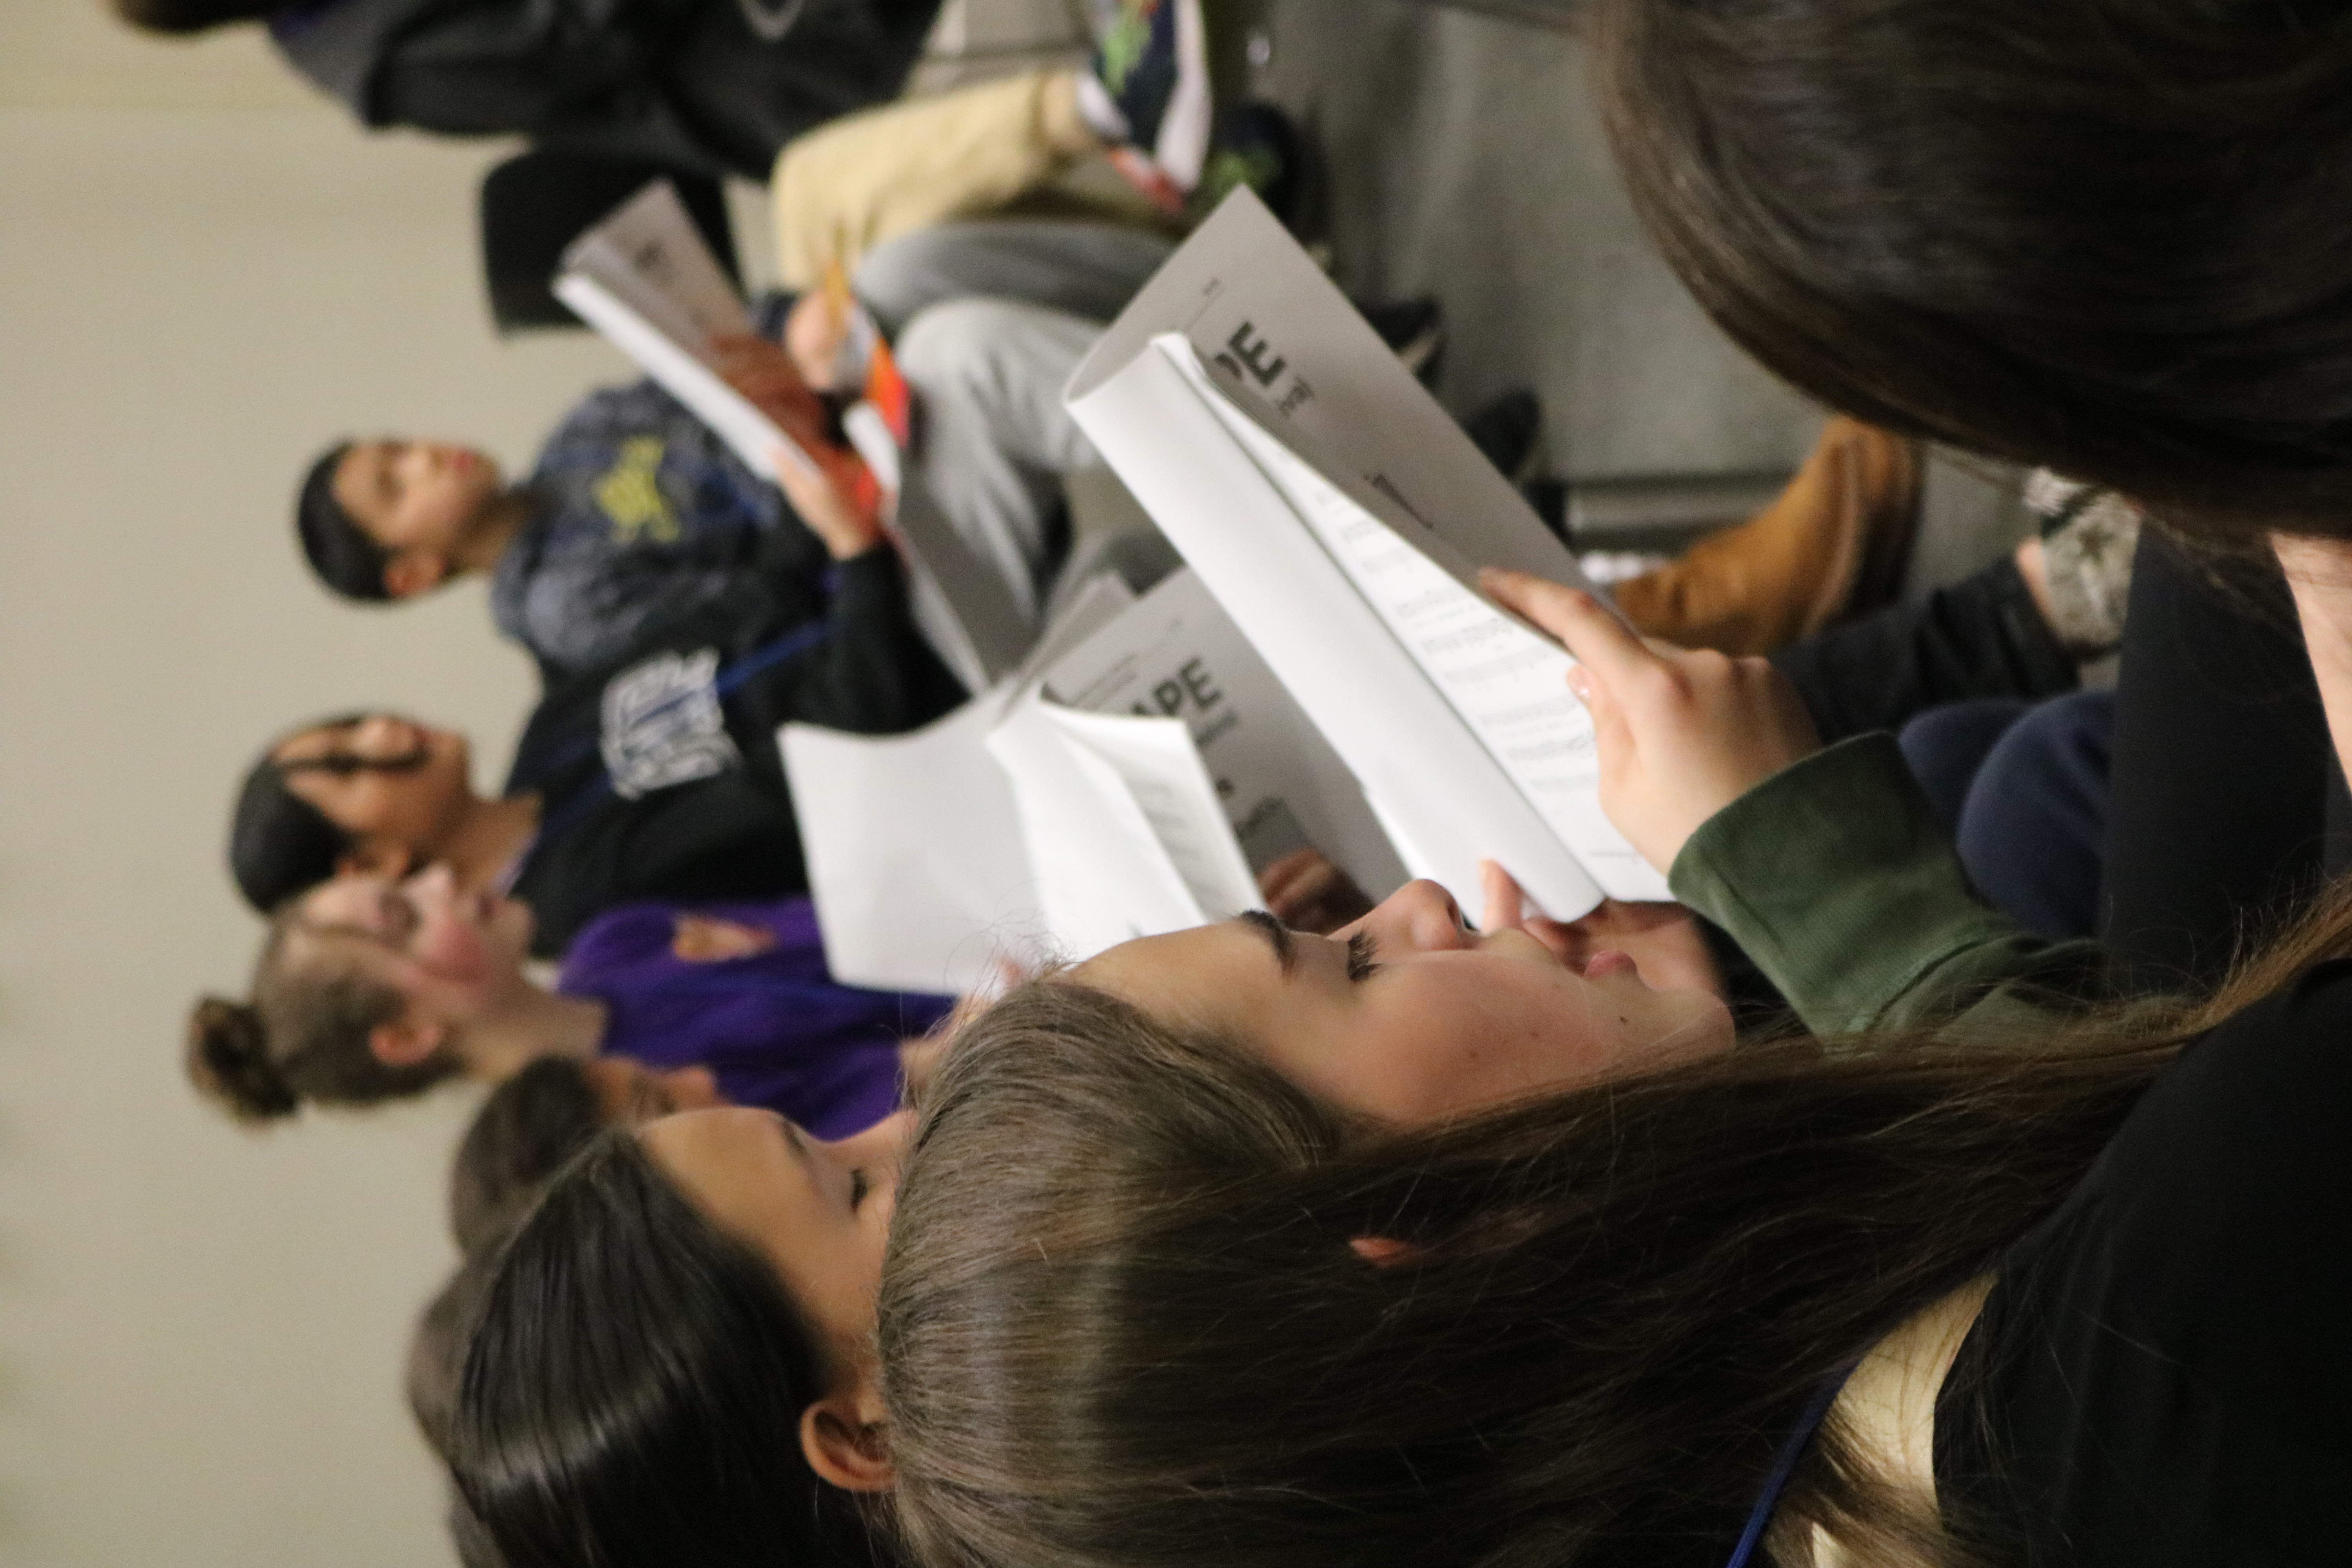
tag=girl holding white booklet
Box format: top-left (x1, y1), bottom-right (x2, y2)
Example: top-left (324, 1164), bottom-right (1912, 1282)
top-left (878, 571), bottom-right (2352, 1568)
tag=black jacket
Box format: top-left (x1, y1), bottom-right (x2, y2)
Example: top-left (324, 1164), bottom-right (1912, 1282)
top-left (502, 543), bottom-right (963, 955)
top-left (269, 0), bottom-right (941, 180)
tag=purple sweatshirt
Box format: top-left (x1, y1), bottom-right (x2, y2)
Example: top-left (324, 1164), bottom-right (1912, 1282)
top-left (556, 895), bottom-right (955, 1141)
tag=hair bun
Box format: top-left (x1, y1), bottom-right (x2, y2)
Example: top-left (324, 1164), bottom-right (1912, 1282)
top-left (186, 995), bottom-right (299, 1122)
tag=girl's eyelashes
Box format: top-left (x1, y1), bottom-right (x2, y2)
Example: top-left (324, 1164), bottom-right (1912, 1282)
top-left (1345, 930), bottom-right (1381, 982)
top-left (849, 1169), bottom-right (871, 1210)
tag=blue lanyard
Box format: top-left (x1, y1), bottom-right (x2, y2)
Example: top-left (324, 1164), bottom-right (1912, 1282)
top-left (1723, 1363), bottom-right (1858, 1568)
top-left (519, 616), bottom-right (836, 853)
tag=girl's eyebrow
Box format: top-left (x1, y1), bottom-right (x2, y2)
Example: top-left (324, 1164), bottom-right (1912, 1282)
top-left (1234, 910), bottom-right (1296, 975)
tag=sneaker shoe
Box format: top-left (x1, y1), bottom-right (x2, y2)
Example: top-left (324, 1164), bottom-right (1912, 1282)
top-left (1082, 0), bottom-right (1213, 197)
top-left (1612, 416), bottom-right (1922, 657)
top-left (2023, 471), bottom-right (2142, 657)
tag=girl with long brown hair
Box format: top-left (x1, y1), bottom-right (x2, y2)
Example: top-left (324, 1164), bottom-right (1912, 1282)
top-left (877, 578), bottom-right (2352, 1568)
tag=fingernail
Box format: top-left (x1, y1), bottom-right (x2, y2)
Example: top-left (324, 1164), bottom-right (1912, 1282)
top-left (1565, 666), bottom-right (1591, 699)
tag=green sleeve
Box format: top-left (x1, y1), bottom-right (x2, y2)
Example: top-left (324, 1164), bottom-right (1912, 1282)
top-left (1666, 735), bottom-right (2116, 1041)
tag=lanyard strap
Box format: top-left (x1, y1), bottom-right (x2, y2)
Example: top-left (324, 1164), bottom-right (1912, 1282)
top-left (517, 615), bottom-right (836, 858)
top-left (1723, 1363), bottom-right (1858, 1568)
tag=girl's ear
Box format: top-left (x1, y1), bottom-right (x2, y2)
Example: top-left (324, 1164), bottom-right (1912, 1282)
top-left (367, 1016), bottom-right (447, 1070)
top-left (799, 1395), bottom-right (896, 1493)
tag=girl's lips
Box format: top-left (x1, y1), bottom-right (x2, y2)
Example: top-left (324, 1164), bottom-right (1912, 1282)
top-left (1583, 949), bottom-right (1638, 981)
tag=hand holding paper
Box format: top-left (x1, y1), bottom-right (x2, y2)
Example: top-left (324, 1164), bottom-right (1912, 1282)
top-left (710, 333), bottom-right (829, 440)
top-left (709, 335), bottom-right (885, 557)
top-left (1481, 567), bottom-right (1821, 873)
top-left (779, 441), bottom-right (887, 561)
top-left (558, 178), bottom-right (1028, 689)
top-left (1065, 189), bottom-right (1668, 914)
top-left (784, 259), bottom-right (885, 395)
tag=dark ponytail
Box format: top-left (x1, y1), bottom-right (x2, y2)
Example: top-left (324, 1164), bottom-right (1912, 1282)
top-left (184, 905), bottom-right (458, 1123)
top-left (185, 995), bottom-right (301, 1122)
top-left (413, 1243), bottom-right (524, 1568)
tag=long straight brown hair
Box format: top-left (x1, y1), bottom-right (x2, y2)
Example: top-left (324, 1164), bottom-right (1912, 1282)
top-left (878, 882), bottom-right (2352, 1568)
top-left (1596, 0), bottom-right (2352, 546)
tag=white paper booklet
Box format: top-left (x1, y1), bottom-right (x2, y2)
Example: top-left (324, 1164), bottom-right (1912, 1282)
top-left (554, 180), bottom-right (1033, 692)
top-left (984, 697), bottom-right (1245, 962)
top-left (554, 181), bottom-right (808, 483)
top-left (782, 565), bottom-right (1421, 989)
top-left (1065, 189), bottom-right (1668, 918)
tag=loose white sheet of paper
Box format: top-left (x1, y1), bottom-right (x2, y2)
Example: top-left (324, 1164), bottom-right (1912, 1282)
top-left (1041, 567), bottom-right (1407, 898)
top-left (1038, 705), bottom-right (1261, 923)
top-left (780, 575), bottom-right (1150, 989)
top-left (985, 699), bottom-right (1211, 958)
top-left (780, 697), bottom-right (1052, 995)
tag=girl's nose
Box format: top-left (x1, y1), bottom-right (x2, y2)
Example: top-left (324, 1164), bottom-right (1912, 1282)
top-left (403, 860), bottom-right (457, 902)
top-left (1357, 879), bottom-right (1472, 954)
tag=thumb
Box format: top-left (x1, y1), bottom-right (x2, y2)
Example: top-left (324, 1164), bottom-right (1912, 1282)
top-left (1481, 567), bottom-right (1656, 691)
top-left (1565, 653), bottom-right (1636, 769)
top-left (1479, 859), bottom-right (1523, 933)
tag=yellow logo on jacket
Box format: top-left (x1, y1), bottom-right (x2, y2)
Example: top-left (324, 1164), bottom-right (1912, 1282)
top-left (595, 438), bottom-right (682, 544)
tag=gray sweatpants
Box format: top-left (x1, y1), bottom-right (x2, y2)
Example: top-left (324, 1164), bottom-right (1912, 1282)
top-left (852, 218), bottom-right (1177, 339)
top-left (851, 220), bottom-right (1178, 637)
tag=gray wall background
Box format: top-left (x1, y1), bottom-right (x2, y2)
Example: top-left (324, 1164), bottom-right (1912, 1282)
top-left (0, 9), bottom-right (613, 1563)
